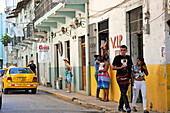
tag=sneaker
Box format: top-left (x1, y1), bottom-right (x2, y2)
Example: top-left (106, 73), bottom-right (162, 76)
top-left (126, 107), bottom-right (131, 113)
top-left (66, 91), bottom-right (71, 93)
top-left (118, 108), bottom-right (126, 112)
top-left (144, 110), bottom-right (149, 113)
top-left (96, 97), bottom-right (102, 100)
top-left (132, 107), bottom-right (137, 112)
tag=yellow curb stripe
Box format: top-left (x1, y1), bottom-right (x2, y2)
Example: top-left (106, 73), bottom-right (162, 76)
top-left (38, 88), bottom-right (114, 112)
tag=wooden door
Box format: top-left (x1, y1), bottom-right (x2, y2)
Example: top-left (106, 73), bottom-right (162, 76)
top-left (36, 53), bottom-right (39, 83)
top-left (56, 45), bottom-right (59, 79)
top-left (26, 55), bottom-right (28, 66)
top-left (81, 36), bottom-right (86, 90)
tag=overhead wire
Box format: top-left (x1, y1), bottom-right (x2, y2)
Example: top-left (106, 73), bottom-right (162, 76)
top-left (149, 11), bottom-right (166, 23)
top-left (89, 0), bottom-right (131, 18)
top-left (89, 0), bottom-right (147, 18)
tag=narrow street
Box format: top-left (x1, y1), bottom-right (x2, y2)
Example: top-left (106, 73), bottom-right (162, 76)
top-left (0, 91), bottom-right (102, 113)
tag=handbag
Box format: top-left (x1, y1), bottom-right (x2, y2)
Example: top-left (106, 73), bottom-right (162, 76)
top-left (70, 72), bottom-right (73, 77)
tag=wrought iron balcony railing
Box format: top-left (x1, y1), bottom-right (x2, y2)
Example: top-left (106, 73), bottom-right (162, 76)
top-left (34, 0), bottom-right (58, 22)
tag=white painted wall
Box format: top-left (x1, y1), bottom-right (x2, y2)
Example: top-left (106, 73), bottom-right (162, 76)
top-left (51, 11), bottom-right (87, 68)
top-left (89, 0), bottom-right (167, 65)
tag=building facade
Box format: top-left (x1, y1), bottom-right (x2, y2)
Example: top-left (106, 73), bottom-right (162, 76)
top-left (89, 0), bottom-right (170, 112)
top-left (34, 0), bottom-right (90, 95)
top-left (6, 0), bottom-right (170, 112)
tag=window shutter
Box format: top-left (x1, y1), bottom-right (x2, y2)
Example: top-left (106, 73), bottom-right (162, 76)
top-left (89, 23), bottom-right (97, 66)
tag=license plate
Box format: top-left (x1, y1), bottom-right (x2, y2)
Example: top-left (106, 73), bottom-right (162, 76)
top-left (19, 77), bottom-right (26, 82)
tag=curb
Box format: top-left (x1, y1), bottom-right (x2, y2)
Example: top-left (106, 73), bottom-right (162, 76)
top-left (37, 88), bottom-right (117, 112)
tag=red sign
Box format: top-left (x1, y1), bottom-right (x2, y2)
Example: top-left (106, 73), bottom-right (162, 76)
top-left (39, 45), bottom-right (49, 50)
top-left (110, 35), bottom-right (122, 48)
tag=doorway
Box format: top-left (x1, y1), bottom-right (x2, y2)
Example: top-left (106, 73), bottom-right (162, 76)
top-left (128, 6), bottom-right (143, 64)
top-left (128, 6), bottom-right (143, 102)
top-left (80, 36), bottom-right (86, 91)
top-left (98, 19), bottom-right (109, 62)
top-left (55, 44), bottom-right (59, 79)
top-left (26, 55), bottom-right (28, 66)
top-left (65, 41), bottom-right (70, 62)
top-left (36, 53), bottom-right (39, 83)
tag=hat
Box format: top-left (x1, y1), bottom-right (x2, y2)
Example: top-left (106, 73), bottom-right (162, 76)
top-left (63, 57), bottom-right (69, 62)
top-left (94, 54), bottom-right (100, 58)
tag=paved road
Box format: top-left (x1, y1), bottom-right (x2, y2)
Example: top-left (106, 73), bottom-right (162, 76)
top-left (0, 90), bottom-right (102, 113)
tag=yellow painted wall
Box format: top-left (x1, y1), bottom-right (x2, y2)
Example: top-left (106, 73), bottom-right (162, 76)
top-left (146, 64), bottom-right (167, 112)
top-left (166, 64), bottom-right (170, 111)
top-left (90, 64), bottom-right (170, 113)
top-left (90, 66), bottom-right (121, 102)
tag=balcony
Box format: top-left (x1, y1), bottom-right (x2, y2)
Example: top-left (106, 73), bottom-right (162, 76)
top-left (34, 0), bottom-right (58, 22)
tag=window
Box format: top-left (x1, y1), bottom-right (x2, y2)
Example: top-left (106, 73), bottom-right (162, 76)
top-left (9, 68), bottom-right (33, 74)
top-left (89, 23), bottom-right (97, 66)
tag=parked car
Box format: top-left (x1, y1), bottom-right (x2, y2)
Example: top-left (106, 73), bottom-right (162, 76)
top-left (1, 67), bottom-right (38, 94)
top-left (0, 69), bottom-right (3, 110)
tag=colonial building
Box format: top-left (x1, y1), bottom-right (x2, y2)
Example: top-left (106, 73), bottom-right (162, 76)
top-left (34, 0), bottom-right (90, 95)
top-left (89, 0), bottom-right (170, 112)
top-left (6, 0), bottom-right (170, 112)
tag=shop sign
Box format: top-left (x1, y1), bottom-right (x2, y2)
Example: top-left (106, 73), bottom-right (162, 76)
top-left (37, 43), bottom-right (51, 63)
top-left (110, 35), bottom-right (123, 48)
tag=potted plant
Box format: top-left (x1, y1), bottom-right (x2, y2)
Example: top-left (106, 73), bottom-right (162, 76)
top-left (1, 34), bottom-right (12, 46)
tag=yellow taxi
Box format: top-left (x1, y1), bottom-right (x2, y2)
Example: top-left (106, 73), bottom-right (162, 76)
top-left (1, 67), bottom-right (38, 94)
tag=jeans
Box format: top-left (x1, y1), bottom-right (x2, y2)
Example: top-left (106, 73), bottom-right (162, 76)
top-left (117, 78), bottom-right (130, 109)
top-left (132, 80), bottom-right (147, 110)
top-left (95, 74), bottom-right (100, 98)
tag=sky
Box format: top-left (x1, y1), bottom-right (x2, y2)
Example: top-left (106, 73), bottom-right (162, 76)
top-left (0, 0), bottom-right (5, 13)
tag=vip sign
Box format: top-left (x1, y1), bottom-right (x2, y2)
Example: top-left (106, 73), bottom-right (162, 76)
top-left (110, 35), bottom-right (123, 48)
top-left (37, 43), bottom-right (51, 63)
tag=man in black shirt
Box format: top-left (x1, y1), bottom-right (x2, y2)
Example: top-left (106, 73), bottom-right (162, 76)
top-left (27, 60), bottom-right (36, 74)
top-left (112, 45), bottom-right (133, 113)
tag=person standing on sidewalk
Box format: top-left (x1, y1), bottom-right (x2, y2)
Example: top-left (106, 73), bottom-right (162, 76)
top-left (112, 45), bottom-right (133, 112)
top-left (131, 57), bottom-right (149, 113)
top-left (63, 58), bottom-right (72, 93)
top-left (98, 56), bottom-right (110, 102)
top-left (94, 54), bottom-right (101, 100)
top-left (27, 60), bottom-right (36, 75)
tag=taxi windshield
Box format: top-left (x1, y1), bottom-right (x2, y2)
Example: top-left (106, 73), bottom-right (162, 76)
top-left (9, 68), bottom-right (33, 74)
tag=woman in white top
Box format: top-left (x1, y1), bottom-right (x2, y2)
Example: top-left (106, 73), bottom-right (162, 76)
top-left (131, 57), bottom-right (149, 113)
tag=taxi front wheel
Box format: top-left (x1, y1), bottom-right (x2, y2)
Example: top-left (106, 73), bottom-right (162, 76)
top-left (4, 89), bottom-right (8, 94)
top-left (31, 89), bottom-right (36, 94)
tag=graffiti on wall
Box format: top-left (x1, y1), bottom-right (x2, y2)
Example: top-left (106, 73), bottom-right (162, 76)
top-left (110, 35), bottom-right (123, 48)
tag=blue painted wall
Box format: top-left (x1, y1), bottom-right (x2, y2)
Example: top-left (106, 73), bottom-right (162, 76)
top-left (0, 13), bottom-right (7, 68)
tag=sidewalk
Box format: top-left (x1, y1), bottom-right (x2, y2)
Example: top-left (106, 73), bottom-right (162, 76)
top-left (37, 86), bottom-right (158, 113)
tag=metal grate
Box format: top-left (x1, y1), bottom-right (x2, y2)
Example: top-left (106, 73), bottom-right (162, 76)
top-left (129, 7), bottom-right (143, 34)
top-left (98, 19), bottom-right (108, 32)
